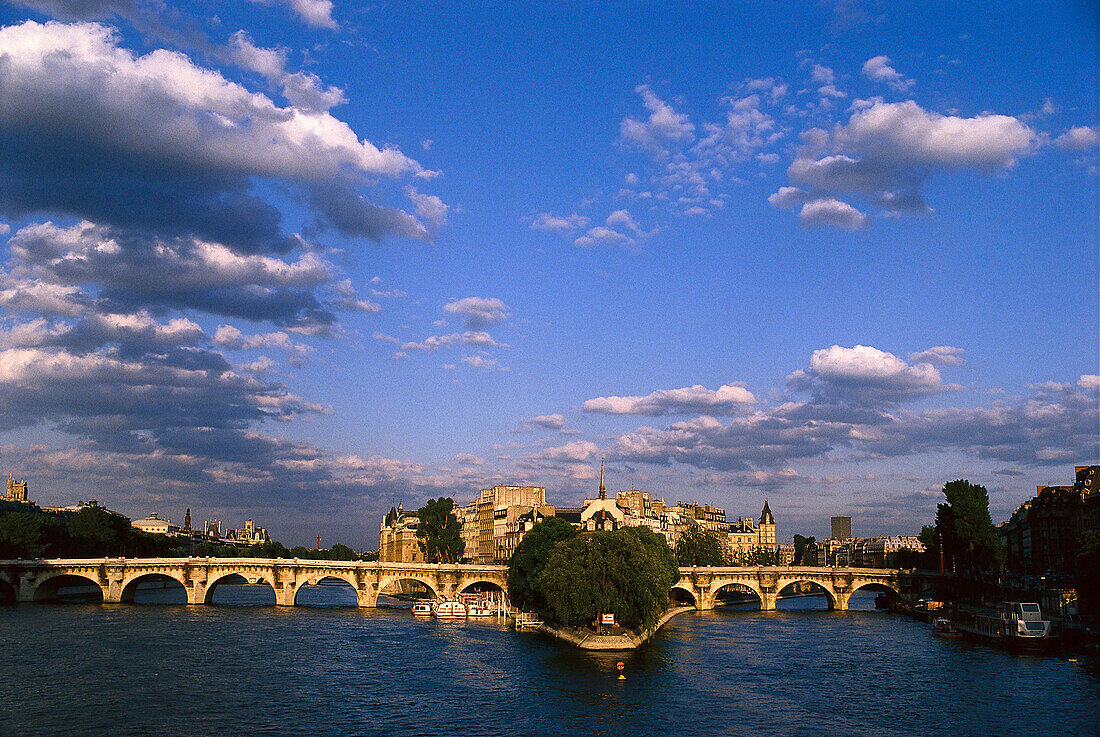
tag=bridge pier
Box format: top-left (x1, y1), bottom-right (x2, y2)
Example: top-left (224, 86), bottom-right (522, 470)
top-left (760, 591), bottom-right (777, 611)
top-left (833, 591), bottom-right (851, 611)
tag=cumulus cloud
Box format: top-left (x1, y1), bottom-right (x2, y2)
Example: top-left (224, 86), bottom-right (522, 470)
top-left (0, 21), bottom-right (436, 251)
top-left (620, 84), bottom-right (696, 154)
top-left (861, 56), bottom-right (915, 93)
top-left (776, 99), bottom-right (1036, 226)
top-left (251, 0), bottom-right (337, 29)
top-left (797, 197), bottom-right (867, 229)
top-left (229, 32), bottom-right (347, 113)
top-left (443, 297), bottom-right (510, 328)
top-left (7, 221), bottom-right (339, 332)
top-left (584, 382), bottom-right (756, 416)
top-left (1055, 126), bottom-right (1099, 151)
top-left (788, 344), bottom-right (948, 405)
top-left (528, 414), bottom-right (567, 430)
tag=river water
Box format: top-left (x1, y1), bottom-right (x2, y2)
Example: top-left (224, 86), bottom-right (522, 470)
top-left (2, 586), bottom-right (1097, 737)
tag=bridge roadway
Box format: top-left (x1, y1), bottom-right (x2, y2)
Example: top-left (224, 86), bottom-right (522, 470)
top-left (0, 559), bottom-right (915, 610)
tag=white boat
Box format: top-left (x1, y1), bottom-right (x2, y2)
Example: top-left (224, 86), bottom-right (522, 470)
top-left (411, 601), bottom-right (432, 616)
top-left (432, 598), bottom-right (467, 619)
top-left (955, 602), bottom-right (1055, 651)
top-left (465, 601), bottom-right (493, 617)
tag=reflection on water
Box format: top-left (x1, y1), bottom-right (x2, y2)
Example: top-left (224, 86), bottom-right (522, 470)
top-left (2, 589), bottom-right (1097, 737)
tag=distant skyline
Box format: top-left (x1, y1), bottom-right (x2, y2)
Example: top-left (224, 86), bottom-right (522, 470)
top-left (0, 1), bottom-right (1096, 548)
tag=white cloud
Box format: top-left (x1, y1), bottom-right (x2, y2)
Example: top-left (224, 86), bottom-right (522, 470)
top-left (1078, 374), bottom-right (1100, 391)
top-left (792, 344), bottom-right (946, 403)
top-left (909, 346), bottom-right (965, 365)
top-left (538, 440), bottom-right (601, 462)
top-left (443, 297), bottom-right (510, 328)
top-left (531, 213), bottom-right (590, 231)
top-left (252, 0), bottom-right (337, 29)
top-left (778, 99), bottom-right (1035, 225)
top-left (405, 187), bottom-right (449, 229)
top-left (584, 382), bottom-right (756, 416)
top-left (861, 55), bottom-right (915, 93)
top-left (1055, 126), bottom-right (1100, 151)
top-left (798, 198), bottom-right (867, 229)
top-left (527, 414), bottom-right (566, 430)
top-left (767, 186), bottom-right (809, 209)
top-left (620, 84), bottom-right (696, 154)
top-left (461, 354), bottom-right (500, 370)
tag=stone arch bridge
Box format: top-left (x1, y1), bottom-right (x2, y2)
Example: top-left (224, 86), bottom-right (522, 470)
top-left (675, 566), bottom-right (912, 611)
top-left (0, 559), bottom-right (923, 610)
top-left (0, 558), bottom-right (510, 607)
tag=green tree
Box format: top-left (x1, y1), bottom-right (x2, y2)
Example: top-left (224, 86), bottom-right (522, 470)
top-left (734, 545), bottom-right (778, 566)
top-left (507, 517), bottom-right (577, 610)
top-left (793, 534), bottom-right (816, 566)
top-left (328, 543), bottom-right (358, 561)
top-left (621, 526), bottom-right (679, 582)
top-left (65, 506), bottom-right (132, 556)
top-left (538, 528), bottom-right (679, 630)
top-left (0, 511), bottom-right (68, 558)
top-left (938, 479), bottom-right (1004, 576)
top-left (416, 497), bottom-right (465, 563)
top-left (675, 526), bottom-right (729, 566)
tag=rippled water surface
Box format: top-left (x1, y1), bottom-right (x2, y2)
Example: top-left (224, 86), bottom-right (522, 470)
top-left (2, 588), bottom-right (1097, 737)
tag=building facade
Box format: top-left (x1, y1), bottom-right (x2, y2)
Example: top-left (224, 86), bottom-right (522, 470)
top-left (225, 519), bottom-right (269, 544)
top-left (456, 485), bottom-right (554, 564)
top-left (131, 512), bottom-right (181, 535)
top-left (4, 473), bottom-right (30, 504)
top-left (1001, 465), bottom-right (1099, 574)
top-left (378, 504), bottom-right (425, 563)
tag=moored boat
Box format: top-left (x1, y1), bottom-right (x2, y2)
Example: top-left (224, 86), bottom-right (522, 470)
top-left (411, 601), bottom-right (432, 616)
top-left (432, 598), bottom-right (467, 619)
top-left (955, 602), bottom-right (1056, 651)
top-left (930, 617), bottom-right (962, 638)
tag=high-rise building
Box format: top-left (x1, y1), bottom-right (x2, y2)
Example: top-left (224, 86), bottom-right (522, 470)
top-left (831, 516), bottom-right (852, 540)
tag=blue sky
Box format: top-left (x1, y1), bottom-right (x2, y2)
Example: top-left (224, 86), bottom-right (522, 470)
top-left (0, 0), bottom-right (1095, 548)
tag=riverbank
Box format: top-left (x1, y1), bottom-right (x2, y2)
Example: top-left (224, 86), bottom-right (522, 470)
top-left (536, 605), bottom-right (696, 650)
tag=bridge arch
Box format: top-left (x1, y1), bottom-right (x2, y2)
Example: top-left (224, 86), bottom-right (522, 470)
top-left (293, 575), bottom-right (360, 607)
top-left (33, 572), bottom-right (105, 602)
top-left (669, 584), bottom-right (697, 608)
top-left (119, 571), bottom-right (189, 604)
top-left (457, 578), bottom-right (506, 596)
top-left (204, 571), bottom-right (278, 605)
top-left (376, 575), bottom-right (439, 602)
top-left (709, 580), bottom-right (765, 609)
top-left (775, 577), bottom-right (837, 609)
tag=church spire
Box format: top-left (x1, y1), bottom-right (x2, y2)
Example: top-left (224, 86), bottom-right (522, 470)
top-left (598, 459), bottom-right (606, 501)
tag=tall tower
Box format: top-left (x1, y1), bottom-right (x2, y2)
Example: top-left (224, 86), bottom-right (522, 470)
top-left (759, 500), bottom-right (776, 548)
top-left (598, 459), bottom-right (606, 501)
top-left (184, 508), bottom-right (192, 532)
